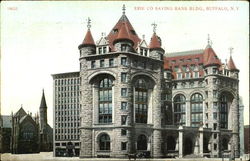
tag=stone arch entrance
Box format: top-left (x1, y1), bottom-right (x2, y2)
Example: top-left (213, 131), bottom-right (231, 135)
top-left (184, 138), bottom-right (193, 155)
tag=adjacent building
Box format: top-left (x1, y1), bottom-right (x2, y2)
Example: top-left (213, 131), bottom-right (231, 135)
top-left (10, 90), bottom-right (53, 154)
top-left (52, 72), bottom-right (81, 156)
top-left (1, 115), bottom-right (12, 153)
top-left (52, 6), bottom-right (240, 158)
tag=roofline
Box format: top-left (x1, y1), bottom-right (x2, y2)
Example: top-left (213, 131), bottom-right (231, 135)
top-left (165, 49), bottom-right (204, 57)
top-left (51, 71), bottom-right (80, 79)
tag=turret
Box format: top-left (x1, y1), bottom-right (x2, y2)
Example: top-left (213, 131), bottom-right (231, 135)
top-left (227, 47), bottom-right (239, 78)
top-left (78, 17), bottom-right (96, 57)
top-left (203, 35), bottom-right (221, 76)
top-left (149, 23), bottom-right (164, 60)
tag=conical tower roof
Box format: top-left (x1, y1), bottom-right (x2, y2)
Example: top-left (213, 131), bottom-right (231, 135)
top-left (82, 29), bottom-right (95, 46)
top-left (107, 14), bottom-right (141, 50)
top-left (203, 45), bottom-right (221, 67)
top-left (227, 56), bottom-right (238, 71)
top-left (113, 22), bottom-right (134, 45)
top-left (40, 90), bottom-right (47, 109)
top-left (149, 33), bottom-right (162, 49)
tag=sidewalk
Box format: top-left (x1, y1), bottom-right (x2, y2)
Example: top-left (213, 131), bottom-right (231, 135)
top-left (0, 152), bottom-right (247, 161)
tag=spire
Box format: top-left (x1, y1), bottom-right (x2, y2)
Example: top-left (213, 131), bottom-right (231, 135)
top-left (40, 89), bottom-right (47, 109)
top-left (152, 22), bottom-right (157, 33)
top-left (227, 47), bottom-right (238, 71)
top-left (122, 4), bottom-right (126, 15)
top-left (206, 34), bottom-right (212, 49)
top-left (81, 17), bottom-right (95, 47)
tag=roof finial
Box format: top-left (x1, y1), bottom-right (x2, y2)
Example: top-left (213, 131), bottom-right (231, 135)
top-left (152, 22), bottom-right (157, 33)
top-left (87, 17), bottom-right (91, 30)
top-left (122, 4), bottom-right (126, 15)
top-left (207, 34), bottom-right (211, 45)
top-left (142, 34), bottom-right (145, 40)
top-left (101, 32), bottom-right (106, 37)
top-left (229, 47), bottom-right (234, 56)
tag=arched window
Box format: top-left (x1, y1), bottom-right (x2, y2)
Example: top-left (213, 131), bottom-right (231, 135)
top-left (220, 95), bottom-right (228, 129)
top-left (137, 134), bottom-right (147, 150)
top-left (99, 78), bottom-right (113, 124)
top-left (174, 94), bottom-right (186, 125)
top-left (191, 93), bottom-right (203, 127)
top-left (135, 79), bottom-right (148, 123)
top-left (99, 134), bottom-right (110, 151)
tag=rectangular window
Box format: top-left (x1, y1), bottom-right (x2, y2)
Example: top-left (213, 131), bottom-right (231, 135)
top-left (100, 59), bottom-right (105, 67)
top-left (121, 57), bottom-right (127, 66)
top-left (144, 50), bottom-right (148, 56)
top-left (98, 47), bottom-right (102, 54)
top-left (103, 47), bottom-right (107, 53)
top-left (121, 88), bottom-right (127, 97)
top-left (140, 48), bottom-right (143, 55)
top-left (121, 129), bottom-right (127, 136)
top-left (177, 73), bottom-right (182, 79)
top-left (121, 142), bottom-right (127, 150)
top-left (213, 123), bottom-right (217, 130)
top-left (121, 102), bottom-right (127, 110)
top-left (121, 115), bottom-right (127, 125)
top-left (109, 59), bottom-right (114, 67)
top-left (186, 73), bottom-right (190, 78)
top-left (194, 72), bottom-right (199, 78)
top-left (121, 44), bottom-right (127, 51)
top-left (121, 73), bottom-right (127, 83)
top-left (213, 78), bottom-right (217, 84)
top-left (213, 68), bottom-right (217, 74)
top-left (214, 133), bottom-right (217, 139)
top-left (213, 112), bottom-right (217, 120)
top-left (213, 90), bottom-right (218, 98)
top-left (91, 61), bottom-right (96, 69)
top-left (143, 62), bottom-right (146, 69)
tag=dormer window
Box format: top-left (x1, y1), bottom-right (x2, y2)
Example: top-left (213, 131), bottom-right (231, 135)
top-left (98, 46), bottom-right (108, 54)
top-left (113, 29), bottom-right (118, 33)
top-left (185, 73), bottom-right (190, 79)
top-left (121, 44), bottom-right (127, 51)
top-left (212, 68), bottom-right (217, 74)
top-left (144, 50), bottom-right (148, 56)
top-left (130, 30), bottom-right (136, 35)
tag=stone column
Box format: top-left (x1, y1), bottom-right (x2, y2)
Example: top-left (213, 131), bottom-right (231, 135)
top-left (186, 100), bottom-right (190, 126)
top-left (178, 126), bottom-right (183, 158)
top-left (199, 127), bottom-right (204, 157)
top-left (152, 85), bottom-right (163, 158)
top-left (79, 79), bottom-right (93, 158)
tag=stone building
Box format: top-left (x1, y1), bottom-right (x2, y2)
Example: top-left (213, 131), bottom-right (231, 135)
top-left (1, 115), bottom-right (12, 153)
top-left (52, 6), bottom-right (240, 158)
top-left (10, 91), bottom-right (53, 154)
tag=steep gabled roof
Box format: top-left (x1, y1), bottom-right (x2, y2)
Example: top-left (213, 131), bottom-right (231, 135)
top-left (107, 14), bottom-right (141, 50)
top-left (149, 33), bottom-right (161, 49)
top-left (14, 107), bottom-right (27, 118)
top-left (227, 56), bottom-right (238, 71)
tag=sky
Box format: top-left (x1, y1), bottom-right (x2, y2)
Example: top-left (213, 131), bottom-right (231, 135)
top-left (1, 1), bottom-right (249, 126)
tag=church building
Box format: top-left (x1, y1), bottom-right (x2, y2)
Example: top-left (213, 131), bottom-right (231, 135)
top-left (11, 90), bottom-right (53, 153)
top-left (52, 6), bottom-right (240, 158)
